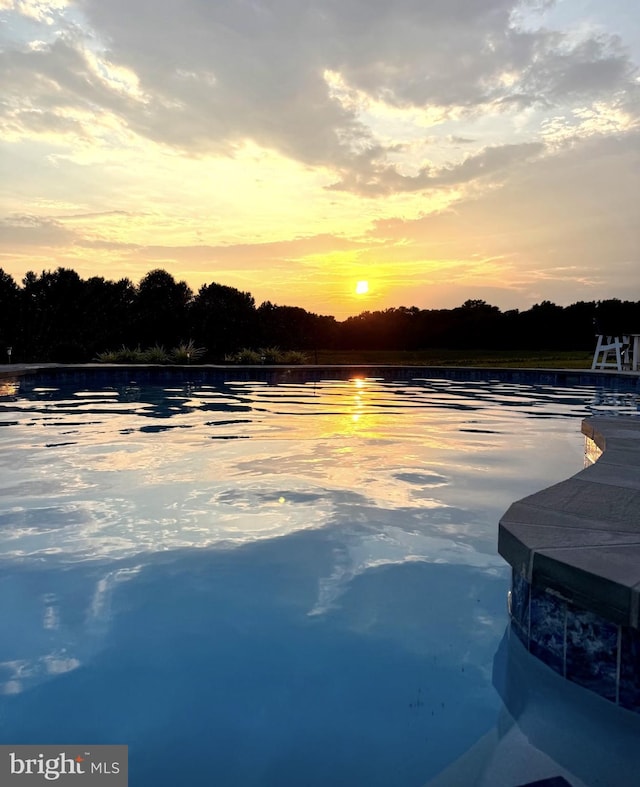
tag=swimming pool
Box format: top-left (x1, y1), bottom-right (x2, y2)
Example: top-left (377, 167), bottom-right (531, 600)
top-left (1, 371), bottom-right (639, 786)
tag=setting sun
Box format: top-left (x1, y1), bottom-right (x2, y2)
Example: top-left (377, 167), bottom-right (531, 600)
top-left (0, 0), bottom-right (637, 322)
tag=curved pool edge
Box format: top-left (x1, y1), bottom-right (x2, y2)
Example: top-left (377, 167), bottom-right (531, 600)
top-left (499, 414), bottom-right (640, 712)
top-left (1, 362), bottom-right (640, 389)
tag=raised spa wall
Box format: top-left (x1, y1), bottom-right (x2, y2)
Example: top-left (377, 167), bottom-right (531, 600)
top-left (499, 416), bottom-right (640, 712)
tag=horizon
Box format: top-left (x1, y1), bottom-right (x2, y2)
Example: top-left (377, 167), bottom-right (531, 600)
top-left (6, 264), bottom-right (640, 328)
top-left (1, 0), bottom-right (639, 319)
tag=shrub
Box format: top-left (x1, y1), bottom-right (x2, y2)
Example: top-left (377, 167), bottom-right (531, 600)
top-left (171, 340), bottom-right (206, 363)
top-left (280, 350), bottom-right (309, 364)
top-left (94, 349), bottom-right (121, 363)
top-left (258, 346), bottom-right (282, 363)
top-left (141, 344), bottom-right (170, 363)
top-left (96, 342), bottom-right (206, 364)
top-left (224, 347), bottom-right (309, 364)
top-left (95, 345), bottom-right (145, 363)
top-left (225, 348), bottom-right (262, 364)
top-left (123, 346), bottom-right (145, 362)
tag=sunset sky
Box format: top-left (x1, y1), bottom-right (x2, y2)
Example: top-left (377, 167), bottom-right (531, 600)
top-left (1, 0), bottom-right (638, 318)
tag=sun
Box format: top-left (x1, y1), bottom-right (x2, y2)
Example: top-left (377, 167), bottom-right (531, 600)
top-left (355, 280), bottom-right (369, 295)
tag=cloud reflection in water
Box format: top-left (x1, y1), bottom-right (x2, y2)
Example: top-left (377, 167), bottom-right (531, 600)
top-left (0, 374), bottom-right (635, 784)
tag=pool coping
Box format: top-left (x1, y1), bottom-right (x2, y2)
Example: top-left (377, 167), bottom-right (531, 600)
top-left (1, 362), bottom-right (639, 386)
top-left (499, 414), bottom-right (640, 712)
top-left (499, 416), bottom-right (640, 629)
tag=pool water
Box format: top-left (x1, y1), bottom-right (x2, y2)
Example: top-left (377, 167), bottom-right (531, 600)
top-left (0, 373), bottom-right (639, 786)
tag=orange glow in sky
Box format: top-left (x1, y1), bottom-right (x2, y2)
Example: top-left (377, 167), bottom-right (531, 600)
top-left (0, 1), bottom-right (638, 318)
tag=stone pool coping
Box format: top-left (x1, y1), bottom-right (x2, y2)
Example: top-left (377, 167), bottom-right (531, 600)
top-left (499, 416), bottom-right (640, 629)
top-left (1, 362), bottom-right (639, 387)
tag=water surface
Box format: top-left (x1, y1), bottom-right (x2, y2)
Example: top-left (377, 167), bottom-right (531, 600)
top-left (0, 374), bottom-right (639, 786)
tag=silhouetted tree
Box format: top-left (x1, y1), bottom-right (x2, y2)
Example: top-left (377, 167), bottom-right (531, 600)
top-left (134, 269), bottom-right (192, 347)
top-left (20, 268), bottom-right (88, 361)
top-left (413, 309), bottom-right (456, 349)
top-left (257, 302), bottom-right (336, 351)
top-left (447, 300), bottom-right (503, 348)
top-left (564, 300), bottom-right (597, 350)
top-left (190, 282), bottom-right (256, 358)
top-left (593, 299), bottom-right (640, 338)
top-left (2, 262), bottom-right (639, 361)
top-left (83, 276), bottom-right (137, 356)
top-left (0, 269), bottom-right (19, 361)
top-left (519, 301), bottom-right (566, 349)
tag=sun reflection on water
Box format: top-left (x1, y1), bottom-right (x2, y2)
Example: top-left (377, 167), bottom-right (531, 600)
top-left (0, 376), bottom-right (608, 565)
top-left (0, 379), bottom-right (18, 397)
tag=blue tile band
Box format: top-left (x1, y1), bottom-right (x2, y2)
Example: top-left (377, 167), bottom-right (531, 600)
top-left (510, 569), bottom-right (640, 712)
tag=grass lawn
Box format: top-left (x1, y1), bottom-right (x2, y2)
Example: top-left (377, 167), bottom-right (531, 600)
top-left (311, 349), bottom-right (594, 369)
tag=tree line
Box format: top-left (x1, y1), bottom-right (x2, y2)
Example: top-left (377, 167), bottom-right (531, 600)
top-left (0, 266), bottom-right (638, 363)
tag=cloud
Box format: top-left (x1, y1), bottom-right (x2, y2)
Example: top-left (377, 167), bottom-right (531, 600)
top-left (0, 214), bottom-right (75, 245)
top-left (520, 32), bottom-right (636, 100)
top-left (365, 129), bottom-right (640, 305)
top-left (110, 233), bottom-right (365, 273)
top-left (1, 1), bottom-right (70, 25)
top-left (0, 0), bottom-right (638, 316)
top-left (0, 0), bottom-right (634, 196)
top-left (0, 36), bottom-right (148, 143)
top-left (329, 141), bottom-right (545, 195)
top-left (60, 210), bottom-right (134, 221)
